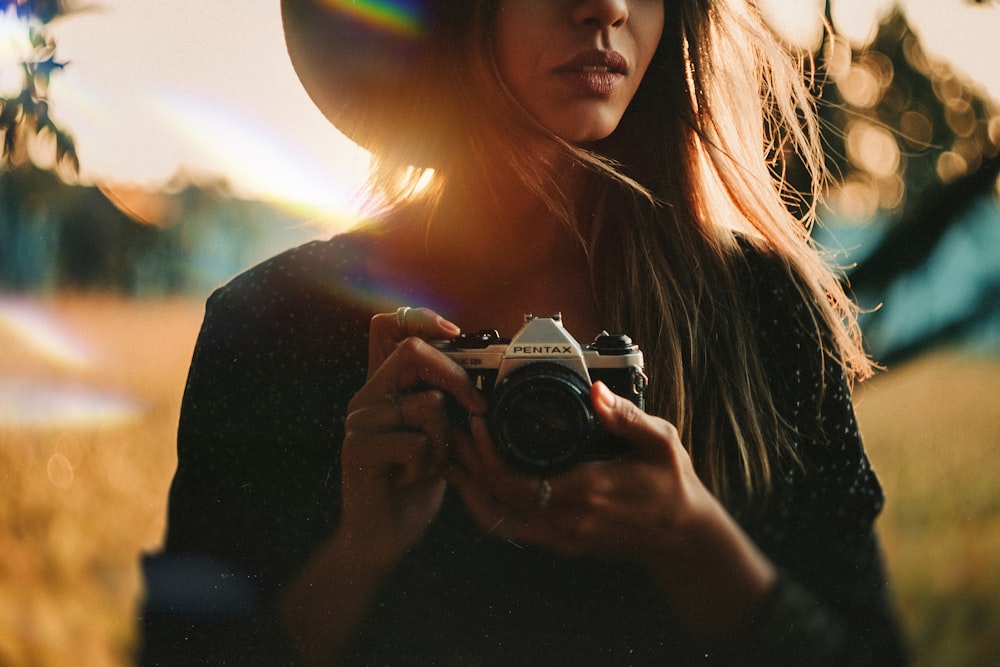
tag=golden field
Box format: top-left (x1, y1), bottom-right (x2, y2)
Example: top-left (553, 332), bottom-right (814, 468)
top-left (0, 294), bottom-right (998, 666)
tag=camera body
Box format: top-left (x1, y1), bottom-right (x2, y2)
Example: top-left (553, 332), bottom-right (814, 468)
top-left (434, 314), bottom-right (646, 475)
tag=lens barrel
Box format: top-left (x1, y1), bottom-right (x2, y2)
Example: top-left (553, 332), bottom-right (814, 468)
top-left (489, 363), bottom-right (596, 475)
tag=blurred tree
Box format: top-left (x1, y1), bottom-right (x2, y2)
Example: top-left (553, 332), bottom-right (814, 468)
top-left (0, 0), bottom-right (81, 175)
top-left (818, 4), bottom-right (999, 224)
top-left (810, 3), bottom-right (1000, 364)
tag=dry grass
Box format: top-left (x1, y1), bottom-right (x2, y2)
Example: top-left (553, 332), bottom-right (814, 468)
top-left (855, 352), bottom-right (1000, 666)
top-left (0, 295), bottom-right (204, 666)
top-left (0, 295), bottom-right (997, 666)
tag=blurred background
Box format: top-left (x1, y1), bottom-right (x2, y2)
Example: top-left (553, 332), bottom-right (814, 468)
top-left (1, 1), bottom-right (998, 665)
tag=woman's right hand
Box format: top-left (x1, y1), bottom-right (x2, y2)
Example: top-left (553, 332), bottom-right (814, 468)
top-left (339, 307), bottom-right (487, 566)
top-left (279, 307), bottom-right (485, 664)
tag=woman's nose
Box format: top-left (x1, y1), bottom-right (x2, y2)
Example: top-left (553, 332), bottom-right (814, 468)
top-left (571, 0), bottom-right (630, 29)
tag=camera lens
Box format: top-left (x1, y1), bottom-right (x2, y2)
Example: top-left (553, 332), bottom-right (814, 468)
top-left (489, 363), bottom-right (595, 475)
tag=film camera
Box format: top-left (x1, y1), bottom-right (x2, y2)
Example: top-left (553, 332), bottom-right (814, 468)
top-left (434, 314), bottom-right (647, 475)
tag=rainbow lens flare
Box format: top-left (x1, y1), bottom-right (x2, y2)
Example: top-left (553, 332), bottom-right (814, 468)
top-left (320, 0), bottom-right (426, 38)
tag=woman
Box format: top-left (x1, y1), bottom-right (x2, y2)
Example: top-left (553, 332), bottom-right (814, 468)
top-left (143, 0), bottom-right (906, 664)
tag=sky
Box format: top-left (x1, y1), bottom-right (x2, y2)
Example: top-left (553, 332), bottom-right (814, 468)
top-left (38, 0), bottom-right (1000, 216)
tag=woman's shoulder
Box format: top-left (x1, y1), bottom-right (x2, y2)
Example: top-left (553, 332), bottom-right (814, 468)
top-left (215, 221), bottom-right (427, 305)
top-left (209, 229), bottom-right (412, 317)
top-left (187, 232), bottom-right (388, 353)
top-left (729, 236), bottom-right (818, 328)
top-left (731, 236), bottom-right (796, 289)
top-left (728, 237), bottom-right (841, 420)
top-left (219, 232), bottom-right (372, 298)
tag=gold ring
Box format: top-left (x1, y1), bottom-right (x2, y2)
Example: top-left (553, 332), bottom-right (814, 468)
top-left (536, 478), bottom-right (552, 510)
top-left (395, 306), bottom-right (412, 334)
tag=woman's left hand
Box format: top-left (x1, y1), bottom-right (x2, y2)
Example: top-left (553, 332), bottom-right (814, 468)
top-left (446, 381), bottom-right (714, 561)
top-left (447, 380), bottom-right (777, 638)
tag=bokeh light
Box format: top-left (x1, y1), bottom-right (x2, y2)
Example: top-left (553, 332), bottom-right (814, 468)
top-left (820, 9), bottom-right (1000, 222)
top-left (0, 8), bottom-right (32, 97)
top-left (846, 120), bottom-right (901, 178)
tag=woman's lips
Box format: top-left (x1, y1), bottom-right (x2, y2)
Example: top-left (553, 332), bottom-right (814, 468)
top-left (557, 70), bottom-right (624, 96)
top-left (555, 50), bottom-right (628, 97)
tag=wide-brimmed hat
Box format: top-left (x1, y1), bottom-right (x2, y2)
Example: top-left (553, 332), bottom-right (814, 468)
top-left (281, 0), bottom-right (456, 166)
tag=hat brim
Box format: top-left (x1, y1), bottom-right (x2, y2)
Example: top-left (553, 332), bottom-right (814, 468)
top-left (281, 0), bottom-right (439, 164)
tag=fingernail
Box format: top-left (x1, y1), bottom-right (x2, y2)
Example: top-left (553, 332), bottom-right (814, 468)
top-left (438, 317), bottom-right (461, 336)
top-left (592, 381), bottom-right (614, 410)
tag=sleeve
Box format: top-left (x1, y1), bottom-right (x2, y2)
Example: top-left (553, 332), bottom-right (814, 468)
top-left (718, 252), bottom-right (908, 666)
top-left (139, 247), bottom-right (371, 666)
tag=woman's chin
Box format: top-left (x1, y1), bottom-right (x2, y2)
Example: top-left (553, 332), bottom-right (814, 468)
top-left (547, 114), bottom-right (622, 146)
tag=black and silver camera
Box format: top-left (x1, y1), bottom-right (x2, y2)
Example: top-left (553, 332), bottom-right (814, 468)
top-left (434, 314), bottom-right (647, 475)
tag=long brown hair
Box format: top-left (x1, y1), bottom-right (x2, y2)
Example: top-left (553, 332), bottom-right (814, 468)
top-left (360, 0), bottom-right (873, 505)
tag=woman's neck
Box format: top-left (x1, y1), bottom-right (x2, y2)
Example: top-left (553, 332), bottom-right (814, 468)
top-left (371, 166), bottom-right (602, 339)
top-left (431, 196), bottom-right (573, 277)
top-left (427, 161), bottom-right (588, 276)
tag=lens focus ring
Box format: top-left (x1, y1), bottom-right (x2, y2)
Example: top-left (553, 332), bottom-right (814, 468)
top-left (489, 362), bottom-right (595, 475)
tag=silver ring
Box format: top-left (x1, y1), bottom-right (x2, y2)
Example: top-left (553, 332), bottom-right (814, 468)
top-left (395, 306), bottom-right (412, 334)
top-left (385, 392), bottom-right (405, 427)
top-left (536, 478), bottom-right (552, 510)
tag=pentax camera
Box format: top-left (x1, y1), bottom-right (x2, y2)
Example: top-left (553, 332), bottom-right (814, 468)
top-left (434, 314), bottom-right (647, 475)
